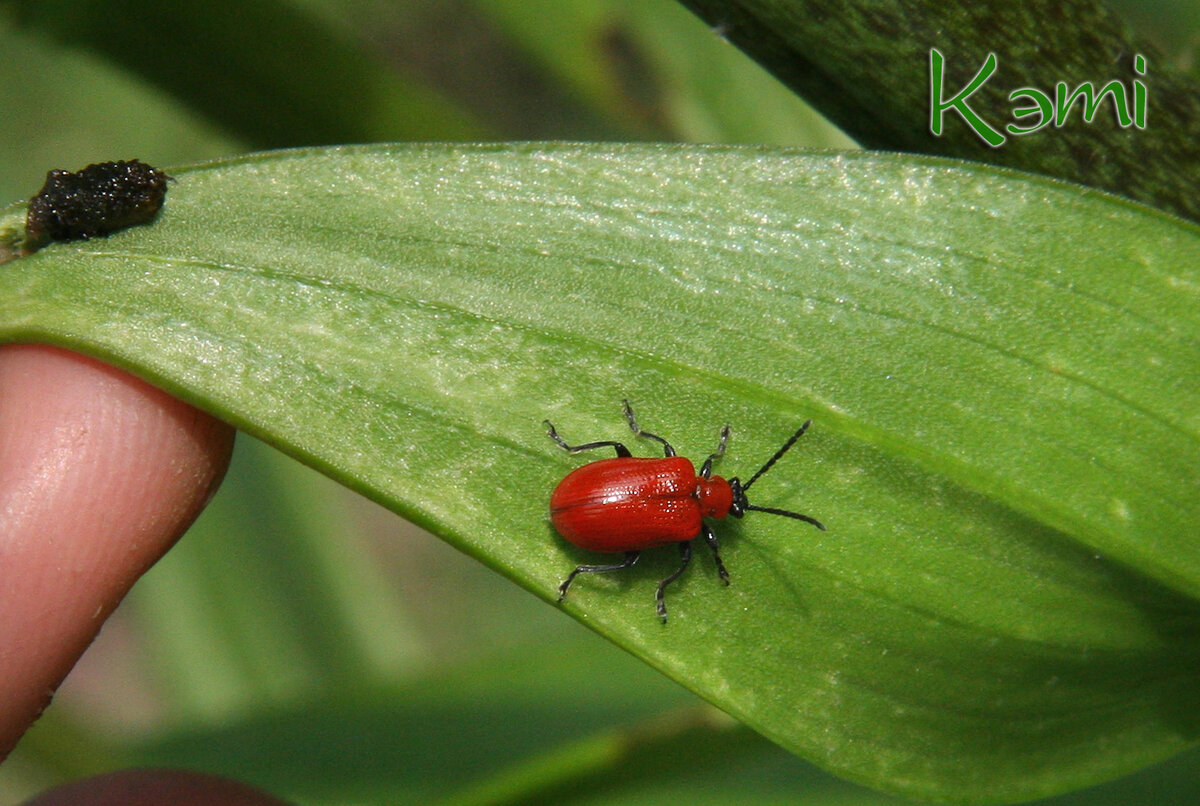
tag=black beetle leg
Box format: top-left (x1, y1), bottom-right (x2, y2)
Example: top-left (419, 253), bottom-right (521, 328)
top-left (701, 523), bottom-right (730, 584)
top-left (558, 551), bottom-right (641, 601)
top-left (655, 542), bottom-right (693, 622)
top-left (545, 420), bottom-right (632, 458)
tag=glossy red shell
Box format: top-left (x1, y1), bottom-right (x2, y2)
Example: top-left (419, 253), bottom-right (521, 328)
top-left (550, 456), bottom-right (734, 553)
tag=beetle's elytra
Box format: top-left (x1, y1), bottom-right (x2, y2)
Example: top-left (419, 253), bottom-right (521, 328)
top-left (546, 401), bottom-right (824, 622)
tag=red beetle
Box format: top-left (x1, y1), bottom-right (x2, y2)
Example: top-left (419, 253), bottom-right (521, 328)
top-left (545, 401), bottom-right (824, 621)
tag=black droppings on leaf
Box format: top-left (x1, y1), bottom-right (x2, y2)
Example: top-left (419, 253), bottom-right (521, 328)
top-left (24, 160), bottom-right (172, 250)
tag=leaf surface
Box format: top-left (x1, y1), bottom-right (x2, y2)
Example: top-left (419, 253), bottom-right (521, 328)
top-left (2, 143), bottom-right (1198, 802)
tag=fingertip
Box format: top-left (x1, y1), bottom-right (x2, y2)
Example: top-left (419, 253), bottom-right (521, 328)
top-left (23, 769), bottom-right (290, 806)
top-left (0, 344), bottom-right (235, 757)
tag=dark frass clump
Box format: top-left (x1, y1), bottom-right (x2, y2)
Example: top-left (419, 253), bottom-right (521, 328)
top-left (24, 160), bottom-right (171, 249)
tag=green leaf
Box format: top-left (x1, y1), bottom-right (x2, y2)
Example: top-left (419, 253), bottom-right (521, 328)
top-left (473, 0), bottom-right (851, 146)
top-left (7, 0), bottom-right (488, 147)
top-left (672, 0), bottom-right (1200, 222)
top-left (1, 143), bottom-right (1198, 803)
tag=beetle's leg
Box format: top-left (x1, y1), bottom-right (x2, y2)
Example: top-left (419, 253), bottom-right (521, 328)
top-left (622, 399), bottom-right (676, 457)
top-left (558, 551), bottom-right (640, 602)
top-left (699, 424), bottom-right (731, 477)
top-left (544, 420), bottom-right (632, 458)
top-left (701, 523), bottom-right (730, 584)
top-left (655, 541), bottom-right (693, 622)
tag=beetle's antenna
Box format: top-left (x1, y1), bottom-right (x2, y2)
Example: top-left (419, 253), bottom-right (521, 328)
top-left (740, 420), bottom-right (812, 493)
top-left (743, 504), bottom-right (825, 530)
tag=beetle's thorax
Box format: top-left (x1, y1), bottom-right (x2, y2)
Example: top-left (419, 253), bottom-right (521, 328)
top-left (696, 474), bottom-right (736, 519)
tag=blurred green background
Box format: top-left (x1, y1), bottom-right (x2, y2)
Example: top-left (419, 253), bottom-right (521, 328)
top-left (1, 0), bottom-right (1199, 803)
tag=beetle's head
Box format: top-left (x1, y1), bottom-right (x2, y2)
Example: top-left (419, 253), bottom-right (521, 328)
top-left (728, 477), bottom-right (749, 518)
